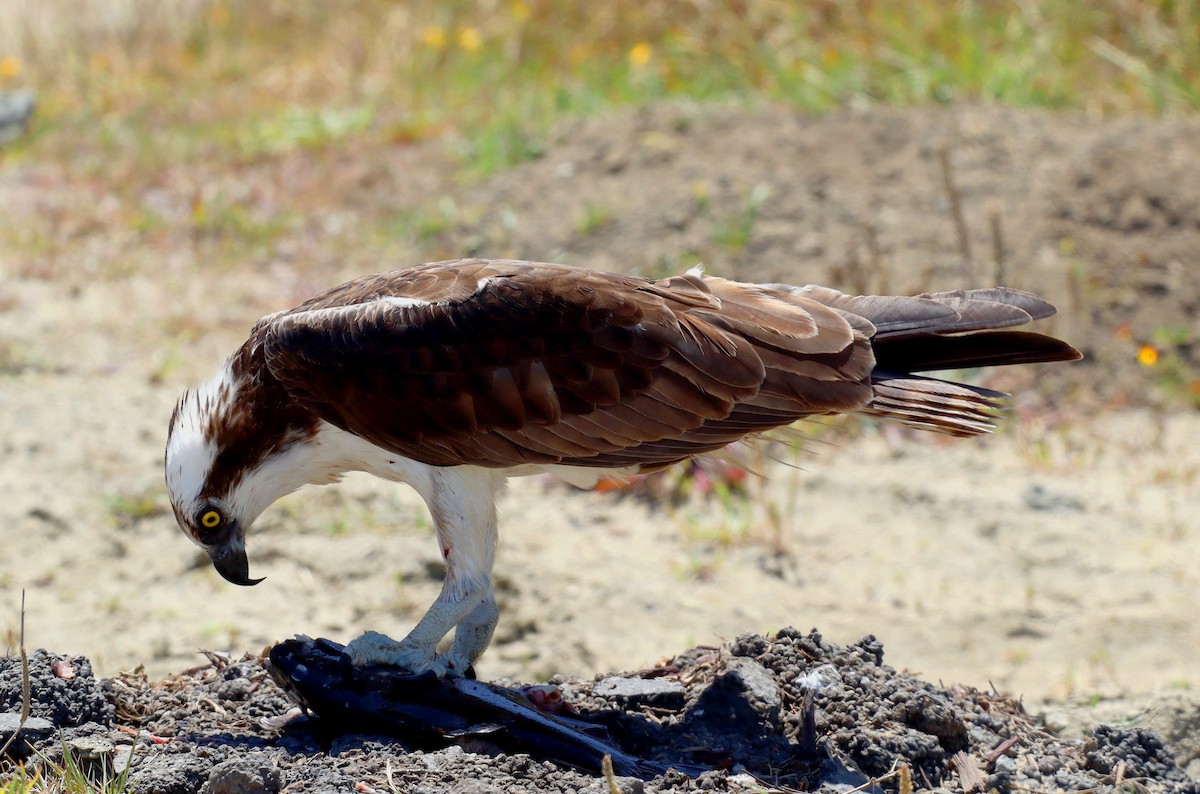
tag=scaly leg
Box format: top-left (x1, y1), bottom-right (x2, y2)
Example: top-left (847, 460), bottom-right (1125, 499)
top-left (448, 591), bottom-right (499, 666)
top-left (345, 466), bottom-right (502, 676)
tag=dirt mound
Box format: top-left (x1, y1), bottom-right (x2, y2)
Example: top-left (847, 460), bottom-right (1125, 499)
top-left (3, 630), bottom-right (1197, 792)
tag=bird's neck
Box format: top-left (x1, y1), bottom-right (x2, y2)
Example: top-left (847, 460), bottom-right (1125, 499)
top-left (216, 336), bottom-right (436, 522)
top-left (228, 418), bottom-right (433, 524)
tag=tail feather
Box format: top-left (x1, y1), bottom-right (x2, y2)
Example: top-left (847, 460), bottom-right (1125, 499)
top-left (861, 375), bottom-right (1007, 437)
top-left (873, 330), bottom-right (1082, 373)
top-left (772, 284), bottom-right (1063, 338)
top-left (773, 284), bottom-right (960, 336)
top-left (917, 287), bottom-right (1059, 323)
top-left (791, 284), bottom-right (1081, 438)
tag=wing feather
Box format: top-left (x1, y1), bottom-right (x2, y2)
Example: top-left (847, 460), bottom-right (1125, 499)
top-left (263, 260), bottom-right (872, 468)
top-left (260, 259), bottom-right (1073, 468)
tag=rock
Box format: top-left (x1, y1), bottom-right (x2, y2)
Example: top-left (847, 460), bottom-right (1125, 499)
top-left (217, 676), bottom-right (254, 702)
top-left (0, 713), bottom-right (54, 759)
top-left (113, 745), bottom-right (135, 775)
top-left (128, 746), bottom-right (214, 794)
top-left (15, 628), bottom-right (1196, 792)
top-left (64, 732), bottom-right (117, 760)
top-left (682, 656), bottom-right (787, 758)
top-left (1038, 706), bottom-right (1071, 733)
top-left (1129, 693), bottom-right (1200, 775)
top-left (718, 658), bottom-right (783, 723)
top-left (207, 753), bottom-right (283, 794)
top-left (593, 675), bottom-right (686, 708)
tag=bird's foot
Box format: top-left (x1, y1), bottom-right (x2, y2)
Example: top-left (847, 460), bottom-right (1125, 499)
top-left (344, 630), bottom-right (471, 678)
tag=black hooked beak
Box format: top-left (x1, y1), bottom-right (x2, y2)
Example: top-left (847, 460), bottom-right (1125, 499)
top-left (210, 545), bottom-right (265, 587)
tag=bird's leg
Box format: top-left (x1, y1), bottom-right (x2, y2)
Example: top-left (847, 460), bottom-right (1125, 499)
top-left (345, 585), bottom-right (491, 676)
top-left (345, 467), bottom-right (501, 677)
top-left (448, 590), bottom-right (499, 666)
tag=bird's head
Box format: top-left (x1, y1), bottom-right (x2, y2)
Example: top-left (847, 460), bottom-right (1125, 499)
top-left (165, 356), bottom-right (319, 587)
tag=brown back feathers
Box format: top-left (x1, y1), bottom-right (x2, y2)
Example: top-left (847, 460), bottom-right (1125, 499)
top-left (251, 259), bottom-right (1079, 468)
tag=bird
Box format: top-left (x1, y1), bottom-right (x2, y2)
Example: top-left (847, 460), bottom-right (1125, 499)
top-left (164, 259), bottom-right (1080, 677)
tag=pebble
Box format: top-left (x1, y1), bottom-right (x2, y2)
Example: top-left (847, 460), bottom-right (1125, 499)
top-left (64, 733), bottom-right (116, 760)
top-left (1038, 707), bottom-right (1071, 733)
top-left (1023, 483), bottom-right (1083, 512)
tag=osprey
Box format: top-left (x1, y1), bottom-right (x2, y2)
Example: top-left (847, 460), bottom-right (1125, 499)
top-left (165, 259), bottom-right (1080, 676)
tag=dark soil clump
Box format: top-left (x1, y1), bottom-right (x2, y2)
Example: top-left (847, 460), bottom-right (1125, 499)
top-left (0, 650), bottom-right (112, 728)
top-left (3, 630), bottom-right (1196, 792)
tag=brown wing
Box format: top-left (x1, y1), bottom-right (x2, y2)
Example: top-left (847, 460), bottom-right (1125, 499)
top-left (260, 259), bottom-right (875, 468)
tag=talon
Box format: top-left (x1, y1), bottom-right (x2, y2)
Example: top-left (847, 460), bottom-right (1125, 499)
top-left (344, 631), bottom-right (470, 678)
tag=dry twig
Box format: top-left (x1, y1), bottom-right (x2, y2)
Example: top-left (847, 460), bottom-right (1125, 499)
top-left (990, 210), bottom-right (1006, 285)
top-left (601, 754), bottom-right (621, 794)
top-left (0, 590), bottom-right (30, 759)
top-left (843, 760), bottom-right (912, 794)
top-left (937, 145), bottom-right (974, 278)
top-left (987, 735), bottom-right (1022, 765)
top-left (952, 750), bottom-right (986, 793)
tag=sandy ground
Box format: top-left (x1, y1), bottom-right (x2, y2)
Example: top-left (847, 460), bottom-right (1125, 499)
top-left (1, 104), bottom-right (1198, 723)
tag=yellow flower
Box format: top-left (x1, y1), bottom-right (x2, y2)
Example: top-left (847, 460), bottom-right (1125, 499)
top-left (422, 26), bottom-right (446, 49)
top-left (1137, 345), bottom-right (1159, 367)
top-left (511, 0), bottom-right (530, 21)
top-left (207, 0), bottom-right (231, 27)
top-left (629, 42), bottom-right (653, 68)
top-left (457, 27), bottom-right (482, 51)
top-left (0, 56), bottom-right (22, 79)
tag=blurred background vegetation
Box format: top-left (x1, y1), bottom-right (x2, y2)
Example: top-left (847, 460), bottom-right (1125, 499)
top-left (1, 0), bottom-right (1197, 176)
top-left (1, 1), bottom-right (1196, 406)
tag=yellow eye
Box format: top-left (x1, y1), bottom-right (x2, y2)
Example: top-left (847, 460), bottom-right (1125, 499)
top-left (200, 510), bottom-right (222, 529)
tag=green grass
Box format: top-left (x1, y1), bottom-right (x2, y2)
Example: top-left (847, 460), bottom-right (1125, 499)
top-left (2, 0), bottom-right (1198, 182)
top-left (0, 739), bottom-right (137, 794)
top-left (706, 182), bottom-right (772, 254)
top-left (574, 202), bottom-right (615, 237)
top-left (106, 489), bottom-right (166, 530)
